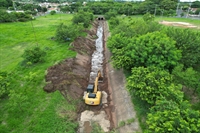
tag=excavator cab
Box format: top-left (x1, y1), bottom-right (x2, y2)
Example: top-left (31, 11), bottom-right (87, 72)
top-left (84, 70), bottom-right (103, 105)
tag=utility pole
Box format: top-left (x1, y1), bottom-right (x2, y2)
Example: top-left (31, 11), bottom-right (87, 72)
top-left (154, 4), bottom-right (157, 16)
top-left (176, 2), bottom-right (180, 17)
top-left (12, 0), bottom-right (16, 11)
top-left (186, 1), bottom-right (192, 18)
top-left (161, 9), bottom-right (164, 21)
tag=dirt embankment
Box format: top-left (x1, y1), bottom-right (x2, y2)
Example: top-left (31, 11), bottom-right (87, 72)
top-left (43, 21), bottom-right (98, 100)
top-left (43, 20), bottom-right (115, 132)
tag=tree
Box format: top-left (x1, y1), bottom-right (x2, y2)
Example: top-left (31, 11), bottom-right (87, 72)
top-left (104, 10), bottom-right (117, 20)
top-left (72, 10), bottom-right (93, 28)
top-left (195, 8), bottom-right (200, 15)
top-left (143, 12), bottom-right (155, 22)
top-left (146, 98), bottom-right (200, 133)
top-left (172, 65), bottom-right (200, 96)
top-left (160, 0), bottom-right (176, 10)
top-left (55, 23), bottom-right (84, 42)
top-left (42, 7), bottom-right (47, 12)
top-left (50, 10), bottom-right (56, 15)
top-left (126, 67), bottom-right (183, 105)
top-left (162, 27), bottom-right (200, 68)
top-left (108, 17), bottom-right (119, 30)
top-left (111, 19), bottom-right (161, 38)
top-left (108, 31), bottom-right (181, 71)
top-left (0, 0), bottom-right (12, 8)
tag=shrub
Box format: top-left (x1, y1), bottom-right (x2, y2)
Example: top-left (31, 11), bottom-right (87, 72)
top-left (55, 23), bottom-right (84, 42)
top-left (0, 71), bottom-right (10, 98)
top-left (50, 10), bottom-right (56, 15)
top-left (22, 46), bottom-right (46, 64)
top-left (104, 10), bottom-right (117, 20)
top-left (72, 10), bottom-right (93, 28)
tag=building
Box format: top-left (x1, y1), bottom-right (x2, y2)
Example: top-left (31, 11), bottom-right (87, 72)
top-left (179, 0), bottom-right (200, 2)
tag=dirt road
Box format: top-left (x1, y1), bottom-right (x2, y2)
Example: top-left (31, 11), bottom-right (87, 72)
top-left (103, 21), bottom-right (141, 133)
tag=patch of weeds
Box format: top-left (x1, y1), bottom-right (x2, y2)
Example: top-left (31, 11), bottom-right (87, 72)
top-left (126, 118), bottom-right (135, 125)
top-left (91, 122), bottom-right (104, 133)
top-left (92, 35), bottom-right (98, 39)
top-left (118, 120), bottom-right (126, 127)
top-left (109, 129), bottom-right (119, 133)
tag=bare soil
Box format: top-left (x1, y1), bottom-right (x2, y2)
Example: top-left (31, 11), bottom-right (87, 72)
top-left (159, 21), bottom-right (200, 29)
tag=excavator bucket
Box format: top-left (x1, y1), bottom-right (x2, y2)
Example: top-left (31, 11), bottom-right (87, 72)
top-left (97, 70), bottom-right (103, 82)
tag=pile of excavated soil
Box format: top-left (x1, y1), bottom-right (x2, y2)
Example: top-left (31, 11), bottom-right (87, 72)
top-left (43, 21), bottom-right (98, 99)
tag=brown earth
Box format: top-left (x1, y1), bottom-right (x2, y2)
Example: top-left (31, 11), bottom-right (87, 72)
top-left (159, 21), bottom-right (200, 29)
top-left (43, 20), bottom-right (115, 131)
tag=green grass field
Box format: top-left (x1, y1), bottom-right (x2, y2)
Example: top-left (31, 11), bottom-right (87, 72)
top-left (0, 14), bottom-right (79, 133)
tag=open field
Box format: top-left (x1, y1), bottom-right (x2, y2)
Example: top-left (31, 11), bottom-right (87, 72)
top-left (0, 14), bottom-right (78, 133)
top-left (0, 14), bottom-right (74, 71)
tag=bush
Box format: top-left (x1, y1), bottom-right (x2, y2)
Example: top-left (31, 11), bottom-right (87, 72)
top-left (109, 17), bottom-right (119, 29)
top-left (143, 12), bottom-right (154, 22)
top-left (0, 71), bottom-right (10, 98)
top-left (22, 46), bottom-right (46, 64)
top-left (72, 10), bottom-right (93, 28)
top-left (55, 23), bottom-right (84, 42)
top-left (50, 10), bottom-right (56, 15)
top-left (104, 10), bottom-right (117, 20)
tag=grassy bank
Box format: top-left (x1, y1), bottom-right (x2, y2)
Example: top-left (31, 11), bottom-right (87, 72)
top-left (0, 14), bottom-right (78, 133)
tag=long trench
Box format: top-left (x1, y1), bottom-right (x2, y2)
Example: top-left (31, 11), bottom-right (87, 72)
top-left (78, 20), bottom-right (115, 133)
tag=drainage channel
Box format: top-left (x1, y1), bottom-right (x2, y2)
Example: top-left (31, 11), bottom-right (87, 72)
top-left (89, 25), bottom-right (104, 82)
top-left (78, 23), bottom-right (110, 133)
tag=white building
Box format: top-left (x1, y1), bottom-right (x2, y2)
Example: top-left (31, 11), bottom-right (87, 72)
top-left (179, 0), bottom-right (200, 2)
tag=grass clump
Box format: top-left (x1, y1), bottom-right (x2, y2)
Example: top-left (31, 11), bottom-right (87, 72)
top-left (118, 120), bottom-right (126, 127)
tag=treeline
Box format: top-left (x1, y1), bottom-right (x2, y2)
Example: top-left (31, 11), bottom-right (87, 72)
top-left (60, 0), bottom-right (199, 16)
top-left (0, 10), bottom-right (33, 22)
top-left (107, 14), bottom-right (200, 132)
top-left (61, 0), bottom-right (177, 16)
top-left (0, 1), bottom-right (47, 23)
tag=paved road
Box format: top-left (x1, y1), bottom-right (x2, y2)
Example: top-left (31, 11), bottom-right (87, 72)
top-left (103, 21), bottom-right (141, 133)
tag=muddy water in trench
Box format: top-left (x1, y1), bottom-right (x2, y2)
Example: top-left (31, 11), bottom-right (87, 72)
top-left (89, 26), bottom-right (104, 82)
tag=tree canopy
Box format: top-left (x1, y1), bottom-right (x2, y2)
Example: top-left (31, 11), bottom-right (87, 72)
top-left (146, 98), bottom-right (200, 133)
top-left (108, 31), bottom-right (181, 71)
top-left (126, 67), bottom-right (183, 105)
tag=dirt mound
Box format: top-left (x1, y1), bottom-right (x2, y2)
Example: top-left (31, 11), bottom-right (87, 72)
top-left (43, 21), bottom-right (98, 101)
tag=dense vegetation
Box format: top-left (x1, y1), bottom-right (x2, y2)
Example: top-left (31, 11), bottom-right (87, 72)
top-left (0, 14), bottom-right (86, 133)
top-left (1, 0), bottom-right (200, 23)
top-left (107, 14), bottom-right (200, 132)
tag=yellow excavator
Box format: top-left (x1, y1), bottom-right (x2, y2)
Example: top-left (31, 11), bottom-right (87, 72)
top-left (84, 70), bottom-right (103, 105)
